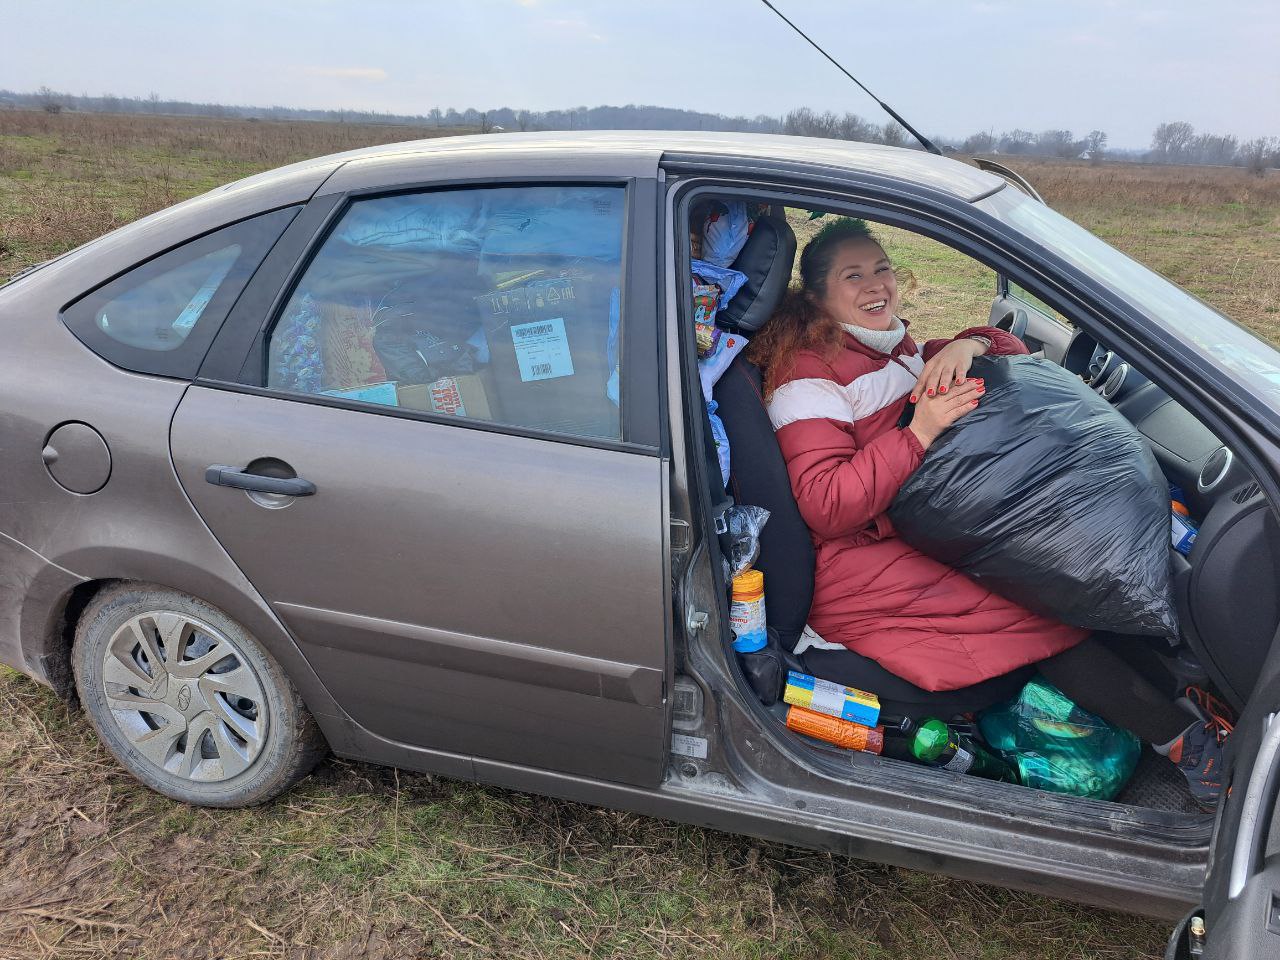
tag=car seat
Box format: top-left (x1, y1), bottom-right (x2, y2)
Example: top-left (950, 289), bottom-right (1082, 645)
top-left (712, 211), bottom-right (1030, 717)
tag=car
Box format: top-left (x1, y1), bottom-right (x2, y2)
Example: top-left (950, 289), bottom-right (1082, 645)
top-left (2, 131), bottom-right (1277, 958)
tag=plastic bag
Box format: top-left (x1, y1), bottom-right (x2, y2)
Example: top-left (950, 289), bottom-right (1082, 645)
top-left (738, 627), bottom-right (786, 705)
top-left (701, 201), bottom-right (751, 268)
top-left (711, 399), bottom-right (732, 488)
top-left (691, 260), bottom-right (748, 307)
top-left (889, 355), bottom-right (1177, 638)
top-left (699, 330), bottom-right (750, 404)
top-left (723, 504), bottom-right (770, 579)
top-left (978, 675), bottom-right (1141, 800)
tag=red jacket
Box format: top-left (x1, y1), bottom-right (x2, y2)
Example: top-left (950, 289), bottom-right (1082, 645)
top-left (768, 324), bottom-right (1087, 691)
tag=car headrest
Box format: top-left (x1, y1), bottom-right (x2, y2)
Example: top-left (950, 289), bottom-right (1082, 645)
top-left (718, 214), bottom-right (797, 333)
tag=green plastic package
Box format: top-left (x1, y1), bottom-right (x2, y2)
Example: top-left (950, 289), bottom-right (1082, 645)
top-left (977, 675), bottom-right (1141, 800)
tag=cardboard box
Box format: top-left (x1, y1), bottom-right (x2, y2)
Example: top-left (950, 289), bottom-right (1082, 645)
top-left (397, 374), bottom-right (493, 420)
top-left (322, 381), bottom-right (399, 406)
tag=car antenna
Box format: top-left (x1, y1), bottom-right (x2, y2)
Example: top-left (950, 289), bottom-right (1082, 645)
top-left (758, 0), bottom-right (943, 156)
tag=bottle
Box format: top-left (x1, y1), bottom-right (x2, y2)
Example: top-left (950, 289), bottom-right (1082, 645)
top-left (1171, 499), bottom-right (1199, 556)
top-left (1170, 485), bottom-right (1199, 556)
top-left (729, 569), bottom-right (767, 653)
top-left (785, 705), bottom-right (884, 754)
top-left (910, 718), bottom-right (1019, 783)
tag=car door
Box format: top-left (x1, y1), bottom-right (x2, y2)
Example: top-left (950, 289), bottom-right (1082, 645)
top-left (1168, 630), bottom-right (1280, 959)
top-left (169, 178), bottom-right (671, 788)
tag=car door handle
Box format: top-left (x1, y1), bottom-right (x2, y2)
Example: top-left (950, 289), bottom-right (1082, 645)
top-left (204, 464), bottom-right (316, 497)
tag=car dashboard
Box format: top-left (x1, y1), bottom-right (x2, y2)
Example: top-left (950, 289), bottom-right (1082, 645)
top-left (1059, 330), bottom-right (1277, 707)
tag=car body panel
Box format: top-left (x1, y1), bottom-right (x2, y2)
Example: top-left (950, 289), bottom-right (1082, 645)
top-left (168, 386), bottom-right (671, 787)
top-left (0, 277), bottom-right (352, 731)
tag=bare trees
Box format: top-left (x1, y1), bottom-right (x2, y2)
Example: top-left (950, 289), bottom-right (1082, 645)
top-left (782, 108), bottom-right (909, 146)
top-left (1084, 131), bottom-right (1107, 165)
top-left (1241, 137), bottom-right (1280, 176)
top-left (1150, 121), bottom-right (1275, 171)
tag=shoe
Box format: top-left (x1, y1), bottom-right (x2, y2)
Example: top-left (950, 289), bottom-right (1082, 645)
top-left (1169, 717), bottom-right (1228, 811)
top-left (1183, 685), bottom-right (1236, 736)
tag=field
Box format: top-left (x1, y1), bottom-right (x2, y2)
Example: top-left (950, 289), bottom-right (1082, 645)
top-left (2, 111), bottom-right (1278, 959)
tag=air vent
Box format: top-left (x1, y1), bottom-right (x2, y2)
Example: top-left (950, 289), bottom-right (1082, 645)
top-left (1197, 446), bottom-right (1233, 493)
top-left (1232, 481), bottom-right (1262, 504)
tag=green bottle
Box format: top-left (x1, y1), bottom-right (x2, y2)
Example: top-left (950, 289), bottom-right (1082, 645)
top-left (910, 718), bottom-right (1019, 784)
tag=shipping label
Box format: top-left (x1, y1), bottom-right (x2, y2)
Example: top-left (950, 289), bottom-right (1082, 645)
top-left (511, 316), bottom-right (574, 382)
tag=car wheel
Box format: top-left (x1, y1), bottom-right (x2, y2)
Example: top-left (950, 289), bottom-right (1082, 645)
top-left (72, 583), bottom-right (327, 807)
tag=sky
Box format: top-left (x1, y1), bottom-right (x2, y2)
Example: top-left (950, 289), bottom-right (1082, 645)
top-left (1, 0), bottom-right (1277, 149)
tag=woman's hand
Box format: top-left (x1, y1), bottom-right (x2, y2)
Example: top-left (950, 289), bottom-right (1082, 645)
top-left (910, 338), bottom-right (988, 404)
top-left (908, 377), bottom-right (984, 450)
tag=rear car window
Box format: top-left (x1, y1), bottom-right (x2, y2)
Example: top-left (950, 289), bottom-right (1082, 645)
top-left (266, 185), bottom-right (626, 442)
top-left (61, 207), bottom-right (299, 379)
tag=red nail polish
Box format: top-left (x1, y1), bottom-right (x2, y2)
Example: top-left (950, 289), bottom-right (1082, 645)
top-left (927, 389), bottom-right (935, 397)
top-left (971, 399), bottom-right (979, 406)
top-left (977, 388), bottom-right (985, 395)
top-left (909, 394), bottom-right (917, 403)
top-left (940, 386), bottom-right (948, 394)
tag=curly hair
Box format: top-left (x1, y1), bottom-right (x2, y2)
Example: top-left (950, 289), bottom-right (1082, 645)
top-left (745, 217), bottom-right (885, 397)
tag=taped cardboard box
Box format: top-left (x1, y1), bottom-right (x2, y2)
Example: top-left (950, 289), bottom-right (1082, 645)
top-left (397, 374), bottom-right (493, 420)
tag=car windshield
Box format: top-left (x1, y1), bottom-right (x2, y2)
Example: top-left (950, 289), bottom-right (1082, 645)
top-left (978, 187), bottom-right (1280, 418)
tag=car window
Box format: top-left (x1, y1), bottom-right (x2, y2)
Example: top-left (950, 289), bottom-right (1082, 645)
top-left (1008, 280), bottom-right (1070, 327)
top-left (94, 245), bottom-right (241, 352)
top-left (786, 210), bottom-right (999, 343)
top-left (61, 207), bottom-right (298, 379)
top-left (268, 185), bottom-right (626, 442)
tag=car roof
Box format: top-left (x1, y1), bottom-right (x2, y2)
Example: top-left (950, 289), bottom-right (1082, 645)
top-left (309, 130), bottom-right (1005, 203)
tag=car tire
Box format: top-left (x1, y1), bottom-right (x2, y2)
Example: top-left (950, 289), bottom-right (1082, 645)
top-left (72, 583), bottom-right (327, 807)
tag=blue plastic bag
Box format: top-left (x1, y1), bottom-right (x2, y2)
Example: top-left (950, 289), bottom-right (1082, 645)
top-left (691, 260), bottom-right (748, 308)
top-left (701, 200), bottom-right (750, 268)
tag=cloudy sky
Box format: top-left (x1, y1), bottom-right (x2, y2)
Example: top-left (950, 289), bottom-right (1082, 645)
top-left (2, 0), bottom-right (1277, 148)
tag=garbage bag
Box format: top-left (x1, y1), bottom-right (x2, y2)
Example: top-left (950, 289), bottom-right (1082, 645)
top-left (889, 355), bottom-right (1177, 638)
top-left (978, 675), bottom-right (1141, 800)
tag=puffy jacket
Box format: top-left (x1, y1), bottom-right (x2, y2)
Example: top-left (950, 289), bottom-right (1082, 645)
top-left (768, 324), bottom-right (1088, 691)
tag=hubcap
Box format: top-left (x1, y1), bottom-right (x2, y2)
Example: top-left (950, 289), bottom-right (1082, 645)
top-left (100, 611), bottom-right (269, 783)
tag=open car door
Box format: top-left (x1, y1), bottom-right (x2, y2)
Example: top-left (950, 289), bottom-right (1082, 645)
top-left (1169, 627), bottom-right (1280, 958)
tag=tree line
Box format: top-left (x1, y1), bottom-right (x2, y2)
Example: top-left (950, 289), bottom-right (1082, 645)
top-left (4, 87), bottom-right (1276, 172)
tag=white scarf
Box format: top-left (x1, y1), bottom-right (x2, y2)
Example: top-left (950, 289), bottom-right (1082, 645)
top-left (841, 316), bottom-right (906, 354)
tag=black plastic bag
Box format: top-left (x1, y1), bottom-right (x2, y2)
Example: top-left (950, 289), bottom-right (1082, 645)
top-left (889, 355), bottom-right (1177, 638)
top-left (738, 627), bottom-right (786, 705)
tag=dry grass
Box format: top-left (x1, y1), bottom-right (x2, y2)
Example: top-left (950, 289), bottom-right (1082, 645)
top-left (0, 668), bottom-right (1167, 960)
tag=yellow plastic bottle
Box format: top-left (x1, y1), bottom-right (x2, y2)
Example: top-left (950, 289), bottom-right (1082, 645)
top-left (729, 569), bottom-right (767, 653)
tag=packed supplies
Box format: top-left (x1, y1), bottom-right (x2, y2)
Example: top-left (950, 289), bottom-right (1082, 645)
top-left (978, 675), bottom-right (1141, 800)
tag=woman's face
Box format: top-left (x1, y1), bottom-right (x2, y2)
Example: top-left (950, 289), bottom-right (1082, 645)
top-left (812, 237), bottom-right (899, 331)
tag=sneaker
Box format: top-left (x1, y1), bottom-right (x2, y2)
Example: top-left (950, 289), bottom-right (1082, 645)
top-left (1183, 685), bottom-right (1236, 736)
top-left (1169, 718), bottom-right (1228, 811)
